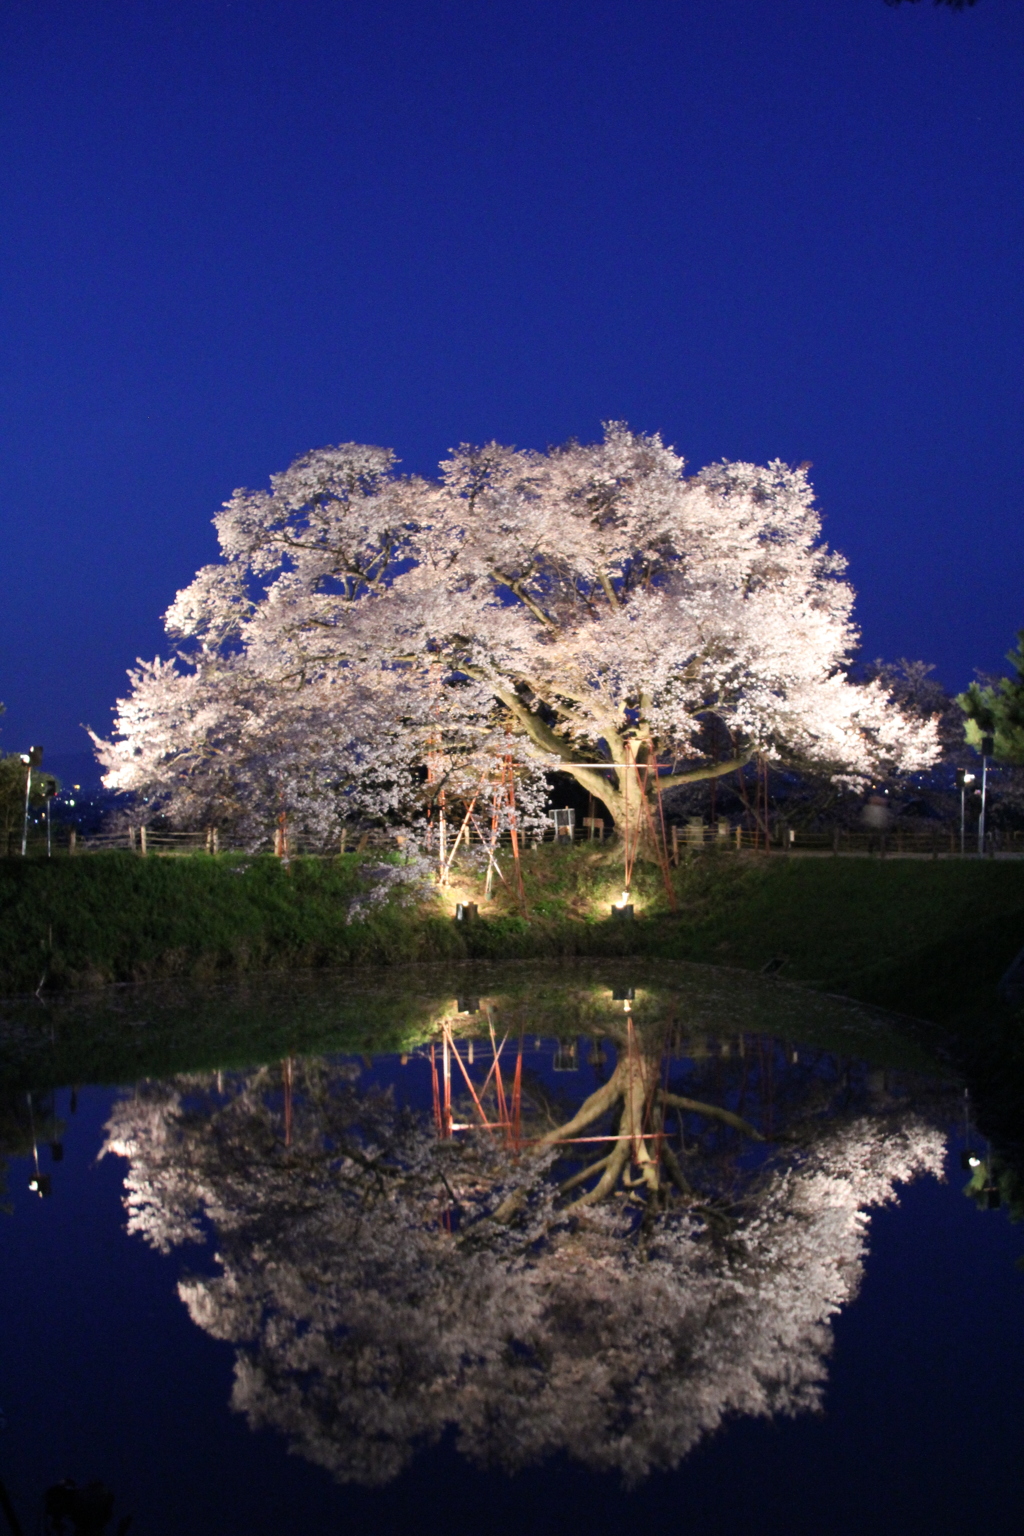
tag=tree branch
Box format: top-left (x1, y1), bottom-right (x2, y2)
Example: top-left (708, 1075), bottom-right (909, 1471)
top-left (567, 1140), bottom-right (630, 1208)
top-left (535, 1071), bottom-right (622, 1148)
top-left (660, 1141), bottom-right (695, 1196)
top-left (492, 688), bottom-right (620, 801)
top-left (558, 1153), bottom-right (613, 1195)
top-left (596, 569), bottom-right (620, 610)
top-left (657, 751), bottom-right (755, 790)
top-left (660, 1092), bottom-right (764, 1140)
top-left (491, 570), bottom-right (557, 631)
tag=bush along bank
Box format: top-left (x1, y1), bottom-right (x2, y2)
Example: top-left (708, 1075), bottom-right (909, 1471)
top-left (2, 845), bottom-right (1024, 1026)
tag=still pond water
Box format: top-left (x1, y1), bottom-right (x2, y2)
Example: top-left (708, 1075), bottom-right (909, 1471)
top-left (1, 962), bottom-right (1022, 1536)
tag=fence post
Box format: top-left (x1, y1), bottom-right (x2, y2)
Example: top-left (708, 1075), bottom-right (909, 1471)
top-left (735, 824), bottom-right (742, 852)
top-left (69, 828), bottom-right (77, 855)
top-left (671, 824), bottom-right (679, 865)
top-left (140, 824), bottom-right (148, 856)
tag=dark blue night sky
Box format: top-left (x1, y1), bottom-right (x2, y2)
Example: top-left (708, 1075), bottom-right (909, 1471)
top-left (1, 0), bottom-right (1021, 758)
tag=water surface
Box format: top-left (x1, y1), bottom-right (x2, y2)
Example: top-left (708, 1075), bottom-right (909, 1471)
top-left (1, 962), bottom-right (1021, 1534)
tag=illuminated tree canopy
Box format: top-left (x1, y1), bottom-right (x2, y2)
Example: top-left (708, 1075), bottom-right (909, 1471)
top-left (94, 428), bottom-right (939, 848)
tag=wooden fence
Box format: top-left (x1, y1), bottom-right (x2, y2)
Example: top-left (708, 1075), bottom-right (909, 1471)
top-left (10, 818), bottom-right (1024, 860)
top-left (666, 823), bottom-right (1024, 859)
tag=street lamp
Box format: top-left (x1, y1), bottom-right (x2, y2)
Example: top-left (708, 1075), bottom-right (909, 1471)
top-left (19, 745), bottom-right (44, 857)
top-left (955, 768), bottom-right (975, 856)
top-left (42, 777), bottom-right (57, 857)
top-left (26, 1090), bottom-right (52, 1198)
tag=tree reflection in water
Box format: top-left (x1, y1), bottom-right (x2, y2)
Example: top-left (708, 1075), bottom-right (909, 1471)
top-left (102, 1021), bottom-right (946, 1486)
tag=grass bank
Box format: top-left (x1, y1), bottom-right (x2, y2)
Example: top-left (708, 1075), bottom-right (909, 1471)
top-left (2, 846), bottom-right (1024, 1027)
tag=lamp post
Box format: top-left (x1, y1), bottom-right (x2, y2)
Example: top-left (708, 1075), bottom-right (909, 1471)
top-left (26, 1091), bottom-right (52, 1198)
top-left (977, 734), bottom-right (994, 856)
top-left (19, 745), bottom-right (44, 857)
top-left (956, 769), bottom-right (975, 856)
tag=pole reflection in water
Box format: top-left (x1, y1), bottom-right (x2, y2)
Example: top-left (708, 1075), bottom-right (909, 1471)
top-left (101, 1012), bottom-right (952, 1488)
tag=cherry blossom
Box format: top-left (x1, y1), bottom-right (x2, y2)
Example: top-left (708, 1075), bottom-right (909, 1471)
top-left (94, 428), bottom-right (940, 846)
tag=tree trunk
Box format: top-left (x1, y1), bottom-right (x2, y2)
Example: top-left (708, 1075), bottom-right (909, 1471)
top-left (564, 775), bottom-right (663, 861)
top-left (556, 750), bottom-right (750, 859)
top-left (538, 1037), bottom-right (664, 1206)
top-left (533, 1026), bottom-right (763, 1207)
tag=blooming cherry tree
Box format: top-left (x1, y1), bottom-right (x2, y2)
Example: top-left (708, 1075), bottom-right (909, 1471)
top-left (95, 428), bottom-right (939, 845)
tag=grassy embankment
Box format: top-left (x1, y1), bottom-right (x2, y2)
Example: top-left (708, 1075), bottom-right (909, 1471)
top-left (2, 844), bottom-right (1023, 1027)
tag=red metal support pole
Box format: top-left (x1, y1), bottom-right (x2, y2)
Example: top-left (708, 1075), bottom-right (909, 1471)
top-left (430, 1043), bottom-right (443, 1136)
top-left (488, 1019), bottom-right (511, 1140)
top-left (511, 1036), bottom-right (524, 1152)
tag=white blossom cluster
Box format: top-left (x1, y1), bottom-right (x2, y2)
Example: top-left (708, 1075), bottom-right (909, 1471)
top-left (342, 853), bottom-right (437, 925)
top-left (92, 427), bottom-right (940, 846)
top-left (102, 1054), bottom-right (945, 1485)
